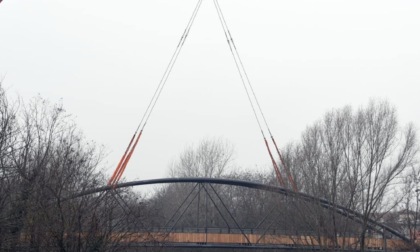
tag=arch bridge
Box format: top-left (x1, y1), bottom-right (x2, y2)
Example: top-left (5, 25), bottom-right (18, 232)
top-left (71, 178), bottom-right (411, 251)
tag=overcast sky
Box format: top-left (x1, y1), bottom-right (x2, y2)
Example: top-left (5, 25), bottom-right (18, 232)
top-left (1, 0), bottom-right (419, 182)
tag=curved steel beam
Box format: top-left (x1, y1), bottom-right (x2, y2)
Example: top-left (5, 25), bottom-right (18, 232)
top-left (69, 177), bottom-right (409, 243)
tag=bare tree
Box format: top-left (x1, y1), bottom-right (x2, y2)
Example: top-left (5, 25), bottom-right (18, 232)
top-left (355, 101), bottom-right (417, 250)
top-left (169, 138), bottom-right (235, 178)
top-left (147, 138), bottom-right (235, 231)
top-left (0, 82), bottom-right (20, 249)
top-left (400, 165), bottom-right (420, 249)
top-left (0, 85), bottom-right (146, 251)
top-left (288, 100), bottom-right (418, 251)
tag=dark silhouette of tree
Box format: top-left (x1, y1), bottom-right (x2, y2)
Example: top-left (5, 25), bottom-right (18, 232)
top-left (286, 100), bottom-right (417, 251)
top-left (0, 84), bottom-right (146, 251)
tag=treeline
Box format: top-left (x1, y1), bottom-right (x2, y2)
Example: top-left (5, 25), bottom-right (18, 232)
top-left (1, 82), bottom-right (419, 251)
top-left (287, 101), bottom-right (418, 249)
top-left (0, 84), bottom-right (147, 251)
top-left (148, 101), bottom-right (419, 251)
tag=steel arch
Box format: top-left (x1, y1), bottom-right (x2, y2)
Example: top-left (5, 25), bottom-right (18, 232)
top-left (69, 177), bottom-right (410, 243)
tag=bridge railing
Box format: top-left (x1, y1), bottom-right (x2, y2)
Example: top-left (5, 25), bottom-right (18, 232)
top-left (139, 227), bottom-right (386, 238)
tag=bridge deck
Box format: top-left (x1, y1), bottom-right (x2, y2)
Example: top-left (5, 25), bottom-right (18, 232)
top-left (115, 231), bottom-right (405, 250)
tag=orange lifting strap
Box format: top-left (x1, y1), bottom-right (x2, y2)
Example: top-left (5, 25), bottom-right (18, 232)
top-left (264, 138), bottom-right (285, 187)
top-left (271, 136), bottom-right (298, 192)
top-left (108, 131), bottom-right (142, 187)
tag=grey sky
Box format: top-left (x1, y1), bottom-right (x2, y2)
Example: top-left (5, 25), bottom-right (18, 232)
top-left (1, 0), bottom-right (419, 181)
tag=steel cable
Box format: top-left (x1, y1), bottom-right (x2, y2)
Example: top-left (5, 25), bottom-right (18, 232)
top-left (213, 0), bottom-right (289, 187)
top-left (109, 0), bottom-right (203, 186)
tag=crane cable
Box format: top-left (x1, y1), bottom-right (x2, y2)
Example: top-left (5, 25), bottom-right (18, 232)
top-left (213, 0), bottom-right (297, 190)
top-left (109, 0), bottom-right (297, 191)
top-left (214, 0), bottom-right (296, 191)
top-left (212, 0), bottom-right (284, 187)
top-left (108, 0), bottom-right (203, 187)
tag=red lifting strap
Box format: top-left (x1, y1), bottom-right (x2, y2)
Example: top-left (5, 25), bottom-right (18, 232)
top-left (113, 130), bottom-right (143, 186)
top-left (271, 136), bottom-right (298, 192)
top-left (108, 133), bottom-right (136, 186)
top-left (108, 130), bottom-right (143, 187)
top-left (264, 138), bottom-right (285, 187)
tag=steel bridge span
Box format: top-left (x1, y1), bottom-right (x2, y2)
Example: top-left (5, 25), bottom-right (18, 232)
top-left (70, 177), bottom-right (411, 250)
